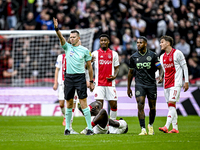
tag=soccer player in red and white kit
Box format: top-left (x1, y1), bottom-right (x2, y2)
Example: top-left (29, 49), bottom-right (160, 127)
top-left (158, 35), bottom-right (189, 133)
top-left (92, 34), bottom-right (119, 120)
top-left (53, 52), bottom-right (79, 134)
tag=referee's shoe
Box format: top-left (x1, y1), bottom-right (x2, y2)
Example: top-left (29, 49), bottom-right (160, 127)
top-left (64, 129), bottom-right (70, 135)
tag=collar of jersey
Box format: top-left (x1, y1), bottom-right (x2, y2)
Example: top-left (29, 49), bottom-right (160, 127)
top-left (138, 49), bottom-right (148, 56)
top-left (99, 48), bottom-right (110, 52)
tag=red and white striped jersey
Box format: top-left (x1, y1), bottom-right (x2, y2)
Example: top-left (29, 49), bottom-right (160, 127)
top-left (160, 48), bottom-right (186, 89)
top-left (55, 54), bottom-right (66, 84)
top-left (92, 48), bottom-right (119, 86)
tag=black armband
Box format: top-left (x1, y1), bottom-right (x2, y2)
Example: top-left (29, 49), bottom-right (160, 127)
top-left (89, 80), bottom-right (94, 83)
top-left (55, 27), bottom-right (59, 31)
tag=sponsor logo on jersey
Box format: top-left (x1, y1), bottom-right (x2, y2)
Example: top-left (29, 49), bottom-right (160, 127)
top-left (136, 62), bottom-right (151, 69)
top-left (99, 59), bottom-right (112, 65)
top-left (163, 63), bottom-right (174, 68)
top-left (89, 52), bottom-right (92, 56)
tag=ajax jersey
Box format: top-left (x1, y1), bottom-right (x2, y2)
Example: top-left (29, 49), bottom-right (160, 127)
top-left (160, 48), bottom-right (187, 89)
top-left (55, 54), bottom-right (66, 84)
top-left (92, 48), bottom-right (119, 86)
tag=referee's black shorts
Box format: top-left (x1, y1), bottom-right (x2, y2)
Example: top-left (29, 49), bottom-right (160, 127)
top-left (64, 73), bottom-right (87, 100)
top-left (135, 84), bottom-right (157, 100)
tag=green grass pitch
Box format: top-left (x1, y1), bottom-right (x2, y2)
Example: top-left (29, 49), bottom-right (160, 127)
top-left (0, 116), bottom-right (199, 150)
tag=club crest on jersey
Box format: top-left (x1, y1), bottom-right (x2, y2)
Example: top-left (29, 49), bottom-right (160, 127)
top-left (136, 91), bottom-right (140, 96)
top-left (169, 57), bottom-right (172, 61)
top-left (70, 50), bottom-right (75, 57)
top-left (108, 54), bottom-right (112, 59)
top-left (147, 56), bottom-right (152, 61)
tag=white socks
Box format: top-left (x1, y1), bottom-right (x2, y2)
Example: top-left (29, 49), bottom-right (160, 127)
top-left (110, 109), bottom-right (117, 120)
top-left (165, 106), bottom-right (178, 129)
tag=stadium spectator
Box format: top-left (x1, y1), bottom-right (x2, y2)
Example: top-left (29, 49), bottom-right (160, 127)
top-left (186, 30), bottom-right (195, 53)
top-left (156, 9), bottom-right (167, 38)
top-left (128, 13), bottom-right (146, 38)
top-left (0, 0), bottom-right (5, 30)
top-left (175, 36), bottom-right (190, 59)
top-left (1, 57), bottom-right (18, 84)
top-left (148, 34), bottom-right (160, 55)
top-left (117, 55), bottom-right (129, 80)
top-left (127, 36), bottom-right (163, 135)
top-left (159, 35), bottom-right (189, 134)
top-left (188, 57), bottom-right (200, 80)
top-left (35, 9), bottom-right (54, 30)
top-left (23, 12), bottom-right (37, 30)
top-left (92, 34), bottom-right (119, 121)
top-left (193, 36), bottom-right (200, 57)
top-left (53, 18), bottom-right (94, 135)
top-left (122, 28), bottom-right (132, 50)
top-left (174, 32), bottom-right (181, 46)
top-left (3, 0), bottom-right (19, 30)
top-left (110, 37), bottom-right (123, 55)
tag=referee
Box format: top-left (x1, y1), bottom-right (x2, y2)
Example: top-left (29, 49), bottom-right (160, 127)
top-left (53, 18), bottom-right (94, 135)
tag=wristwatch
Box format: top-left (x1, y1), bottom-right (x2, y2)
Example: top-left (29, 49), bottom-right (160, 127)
top-left (89, 80), bottom-right (94, 83)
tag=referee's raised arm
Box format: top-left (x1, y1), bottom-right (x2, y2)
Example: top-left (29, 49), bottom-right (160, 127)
top-left (53, 17), bottom-right (66, 46)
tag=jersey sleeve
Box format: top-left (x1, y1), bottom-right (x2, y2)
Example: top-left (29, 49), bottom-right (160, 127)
top-left (113, 51), bottom-right (119, 67)
top-left (55, 55), bottom-right (62, 68)
top-left (129, 56), bottom-right (135, 69)
top-left (61, 42), bottom-right (70, 52)
top-left (85, 49), bottom-right (92, 62)
top-left (176, 50), bottom-right (186, 66)
top-left (154, 52), bottom-right (161, 67)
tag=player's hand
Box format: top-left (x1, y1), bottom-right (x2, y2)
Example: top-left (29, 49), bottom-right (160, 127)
top-left (53, 83), bottom-right (58, 91)
top-left (158, 76), bottom-right (163, 83)
top-left (183, 82), bottom-right (189, 92)
top-left (127, 88), bottom-right (133, 98)
top-left (106, 75), bottom-right (116, 81)
top-left (53, 17), bottom-right (58, 28)
top-left (89, 83), bottom-right (94, 92)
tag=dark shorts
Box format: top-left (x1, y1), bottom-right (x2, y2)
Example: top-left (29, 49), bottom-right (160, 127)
top-left (64, 73), bottom-right (87, 100)
top-left (135, 84), bottom-right (157, 100)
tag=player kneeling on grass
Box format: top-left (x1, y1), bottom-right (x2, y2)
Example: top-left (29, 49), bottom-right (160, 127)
top-left (79, 101), bottom-right (128, 134)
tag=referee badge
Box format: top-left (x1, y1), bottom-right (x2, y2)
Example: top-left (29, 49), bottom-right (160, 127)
top-left (147, 56), bottom-right (152, 61)
top-left (70, 50), bottom-right (75, 57)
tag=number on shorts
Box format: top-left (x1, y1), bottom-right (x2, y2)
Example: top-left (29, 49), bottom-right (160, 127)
top-left (173, 90), bottom-right (177, 96)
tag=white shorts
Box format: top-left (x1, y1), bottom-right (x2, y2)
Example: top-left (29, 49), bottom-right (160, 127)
top-left (164, 86), bottom-right (181, 103)
top-left (109, 120), bottom-right (127, 134)
top-left (58, 84), bottom-right (78, 103)
top-left (93, 123), bottom-right (109, 134)
top-left (94, 86), bottom-right (118, 101)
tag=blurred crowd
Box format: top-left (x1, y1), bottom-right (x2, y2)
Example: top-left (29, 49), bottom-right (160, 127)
top-left (0, 0), bottom-right (200, 85)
